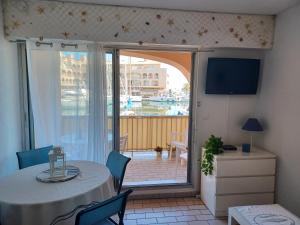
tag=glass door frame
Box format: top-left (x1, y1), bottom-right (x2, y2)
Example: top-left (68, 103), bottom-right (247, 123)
top-left (106, 46), bottom-right (197, 188)
top-left (104, 48), bottom-right (120, 153)
top-left (112, 49), bottom-right (121, 152)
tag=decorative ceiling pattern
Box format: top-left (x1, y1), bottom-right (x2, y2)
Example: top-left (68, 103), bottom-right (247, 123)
top-left (3, 0), bottom-right (275, 49)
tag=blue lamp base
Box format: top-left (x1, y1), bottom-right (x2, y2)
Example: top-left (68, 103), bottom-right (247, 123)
top-left (242, 143), bottom-right (251, 153)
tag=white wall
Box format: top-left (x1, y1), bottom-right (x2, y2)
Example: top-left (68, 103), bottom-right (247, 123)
top-left (0, 2), bottom-right (21, 176)
top-left (256, 3), bottom-right (300, 216)
top-left (192, 49), bottom-right (265, 190)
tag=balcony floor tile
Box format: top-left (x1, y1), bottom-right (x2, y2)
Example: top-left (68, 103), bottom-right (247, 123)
top-left (123, 150), bottom-right (187, 185)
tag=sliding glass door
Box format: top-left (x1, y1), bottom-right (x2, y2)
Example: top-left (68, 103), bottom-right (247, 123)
top-left (116, 49), bottom-right (193, 187)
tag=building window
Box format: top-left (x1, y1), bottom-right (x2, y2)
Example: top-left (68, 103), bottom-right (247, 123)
top-left (152, 80), bottom-right (159, 86)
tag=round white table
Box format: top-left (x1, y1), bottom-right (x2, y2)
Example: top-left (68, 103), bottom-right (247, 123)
top-left (0, 161), bottom-right (115, 225)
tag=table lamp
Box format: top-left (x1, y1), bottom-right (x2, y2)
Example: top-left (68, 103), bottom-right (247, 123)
top-left (242, 118), bottom-right (263, 152)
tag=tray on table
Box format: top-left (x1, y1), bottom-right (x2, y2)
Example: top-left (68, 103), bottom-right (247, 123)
top-left (36, 165), bottom-right (80, 183)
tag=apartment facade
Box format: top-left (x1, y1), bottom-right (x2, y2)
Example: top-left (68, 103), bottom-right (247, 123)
top-left (120, 60), bottom-right (167, 98)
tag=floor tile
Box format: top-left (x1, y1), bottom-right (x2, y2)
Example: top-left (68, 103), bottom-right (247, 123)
top-left (134, 208), bottom-right (153, 213)
top-left (145, 212), bottom-right (165, 218)
top-left (196, 215), bottom-right (215, 220)
top-left (157, 216), bottom-right (177, 223)
top-left (189, 221), bottom-right (210, 225)
top-left (136, 218), bottom-right (157, 224)
top-left (126, 213), bottom-right (146, 220)
top-left (183, 209), bottom-right (202, 216)
top-left (124, 219), bottom-right (137, 225)
top-left (170, 222), bottom-right (190, 225)
top-left (125, 197), bottom-right (222, 225)
top-left (188, 205), bottom-right (207, 210)
top-left (164, 211), bottom-right (184, 217)
top-left (176, 215), bottom-right (197, 222)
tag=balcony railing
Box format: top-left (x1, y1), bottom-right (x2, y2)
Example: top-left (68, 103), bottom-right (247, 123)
top-left (61, 115), bottom-right (188, 151)
top-left (120, 116), bottom-right (188, 150)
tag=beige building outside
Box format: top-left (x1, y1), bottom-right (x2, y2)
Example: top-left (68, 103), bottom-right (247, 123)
top-left (60, 52), bottom-right (88, 91)
top-left (60, 53), bottom-right (167, 99)
top-left (120, 58), bottom-right (167, 98)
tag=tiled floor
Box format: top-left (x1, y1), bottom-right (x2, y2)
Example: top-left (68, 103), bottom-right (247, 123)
top-left (123, 150), bottom-right (187, 186)
top-left (123, 197), bottom-right (227, 225)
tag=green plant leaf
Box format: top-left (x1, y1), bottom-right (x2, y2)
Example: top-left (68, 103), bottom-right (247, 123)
top-left (200, 134), bottom-right (223, 176)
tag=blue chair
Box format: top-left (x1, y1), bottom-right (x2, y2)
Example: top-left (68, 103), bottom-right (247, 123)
top-left (106, 151), bottom-right (131, 194)
top-left (16, 145), bottom-right (53, 169)
top-left (75, 189), bottom-right (133, 225)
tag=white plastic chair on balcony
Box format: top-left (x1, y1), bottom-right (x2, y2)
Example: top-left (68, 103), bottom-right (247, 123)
top-left (120, 134), bottom-right (128, 155)
top-left (169, 129), bottom-right (188, 164)
top-left (175, 145), bottom-right (188, 172)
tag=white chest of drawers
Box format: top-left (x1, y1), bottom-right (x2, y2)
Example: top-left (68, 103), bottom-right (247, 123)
top-left (201, 147), bottom-right (276, 217)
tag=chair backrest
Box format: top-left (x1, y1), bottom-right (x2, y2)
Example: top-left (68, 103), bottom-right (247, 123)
top-left (75, 189), bottom-right (133, 225)
top-left (171, 128), bottom-right (189, 147)
top-left (120, 135), bottom-right (128, 152)
top-left (16, 145), bottom-right (53, 169)
top-left (106, 151), bottom-right (131, 194)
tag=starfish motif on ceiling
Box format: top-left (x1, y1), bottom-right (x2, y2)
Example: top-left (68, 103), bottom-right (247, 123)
top-left (36, 6), bottom-right (45, 15)
top-left (167, 19), bottom-right (174, 26)
top-left (62, 32), bottom-right (70, 39)
top-left (12, 20), bottom-right (21, 29)
top-left (122, 25), bottom-right (129, 32)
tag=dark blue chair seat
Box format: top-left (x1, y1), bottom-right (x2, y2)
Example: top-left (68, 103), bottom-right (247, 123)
top-left (106, 151), bottom-right (131, 194)
top-left (75, 189), bottom-right (133, 225)
top-left (16, 145), bottom-right (53, 169)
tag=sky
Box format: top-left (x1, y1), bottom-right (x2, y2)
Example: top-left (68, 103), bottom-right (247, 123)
top-left (161, 63), bottom-right (188, 91)
top-left (63, 51), bottom-right (86, 60)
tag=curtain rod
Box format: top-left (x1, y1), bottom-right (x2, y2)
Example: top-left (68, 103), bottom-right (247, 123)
top-left (61, 43), bottom-right (78, 48)
top-left (9, 40), bottom-right (79, 49)
top-left (9, 40), bottom-right (215, 52)
top-left (35, 41), bottom-right (79, 48)
top-left (36, 41), bottom-right (53, 47)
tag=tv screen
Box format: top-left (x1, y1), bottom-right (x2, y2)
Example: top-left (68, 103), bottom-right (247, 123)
top-left (205, 58), bottom-right (260, 95)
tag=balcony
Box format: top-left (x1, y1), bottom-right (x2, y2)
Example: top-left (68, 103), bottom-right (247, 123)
top-left (120, 116), bottom-right (188, 185)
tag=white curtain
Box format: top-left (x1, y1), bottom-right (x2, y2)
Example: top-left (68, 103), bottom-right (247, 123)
top-left (26, 41), bottom-right (110, 164)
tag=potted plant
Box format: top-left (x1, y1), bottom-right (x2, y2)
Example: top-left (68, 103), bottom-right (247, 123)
top-left (200, 135), bottom-right (223, 176)
top-left (154, 146), bottom-right (163, 159)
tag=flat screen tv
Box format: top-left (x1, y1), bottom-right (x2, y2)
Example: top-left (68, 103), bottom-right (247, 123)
top-left (205, 58), bottom-right (260, 95)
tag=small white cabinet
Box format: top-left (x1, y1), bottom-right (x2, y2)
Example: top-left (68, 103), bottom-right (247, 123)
top-left (201, 147), bottom-right (276, 217)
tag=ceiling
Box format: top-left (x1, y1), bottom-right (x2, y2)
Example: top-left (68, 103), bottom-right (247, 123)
top-left (60, 0), bottom-right (300, 15)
